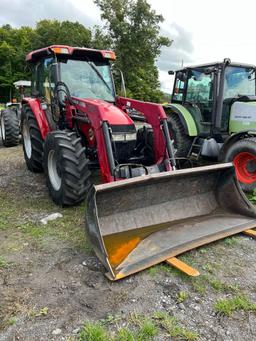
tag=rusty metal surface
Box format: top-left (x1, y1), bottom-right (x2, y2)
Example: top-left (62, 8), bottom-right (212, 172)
top-left (85, 163), bottom-right (256, 280)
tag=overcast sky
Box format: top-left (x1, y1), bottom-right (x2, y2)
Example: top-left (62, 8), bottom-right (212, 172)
top-left (1, 0), bottom-right (256, 93)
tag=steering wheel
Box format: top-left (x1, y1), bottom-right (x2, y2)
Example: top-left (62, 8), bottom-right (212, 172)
top-left (54, 81), bottom-right (72, 107)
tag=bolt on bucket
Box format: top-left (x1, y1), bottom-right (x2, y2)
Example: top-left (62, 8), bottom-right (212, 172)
top-left (85, 163), bottom-right (256, 280)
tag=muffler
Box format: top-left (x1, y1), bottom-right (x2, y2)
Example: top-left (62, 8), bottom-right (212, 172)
top-left (85, 163), bottom-right (256, 280)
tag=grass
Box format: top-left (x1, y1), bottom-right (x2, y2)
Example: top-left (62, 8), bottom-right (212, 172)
top-left (215, 295), bottom-right (256, 316)
top-left (176, 291), bottom-right (189, 303)
top-left (0, 190), bottom-right (91, 253)
top-left (0, 256), bottom-right (12, 269)
top-left (79, 312), bottom-right (199, 341)
top-left (153, 311), bottom-right (199, 340)
top-left (223, 236), bottom-right (239, 247)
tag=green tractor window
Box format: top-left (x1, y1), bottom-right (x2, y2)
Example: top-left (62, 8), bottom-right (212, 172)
top-left (186, 69), bottom-right (213, 122)
top-left (223, 66), bottom-right (256, 99)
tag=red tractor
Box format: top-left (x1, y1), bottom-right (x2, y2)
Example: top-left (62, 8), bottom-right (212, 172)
top-left (21, 45), bottom-right (256, 280)
top-left (21, 45), bottom-right (176, 205)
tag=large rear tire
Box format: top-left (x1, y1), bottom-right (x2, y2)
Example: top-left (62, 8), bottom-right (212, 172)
top-left (21, 105), bottom-right (44, 173)
top-left (1, 108), bottom-right (19, 147)
top-left (224, 137), bottom-right (256, 192)
top-left (167, 114), bottom-right (193, 157)
top-left (43, 131), bottom-right (91, 206)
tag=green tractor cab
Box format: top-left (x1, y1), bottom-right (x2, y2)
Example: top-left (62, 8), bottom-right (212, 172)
top-left (165, 59), bottom-right (256, 190)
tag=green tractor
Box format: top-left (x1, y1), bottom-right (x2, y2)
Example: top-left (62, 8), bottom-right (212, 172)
top-left (165, 58), bottom-right (256, 191)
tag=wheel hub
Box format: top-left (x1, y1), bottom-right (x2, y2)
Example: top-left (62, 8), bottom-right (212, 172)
top-left (233, 152), bottom-right (256, 184)
top-left (1, 115), bottom-right (5, 140)
top-left (48, 150), bottom-right (61, 191)
top-left (23, 119), bottom-right (32, 158)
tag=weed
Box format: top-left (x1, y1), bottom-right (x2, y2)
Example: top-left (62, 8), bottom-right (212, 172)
top-left (28, 307), bottom-right (49, 318)
top-left (137, 319), bottom-right (158, 340)
top-left (215, 295), bottom-right (256, 316)
top-left (79, 322), bottom-right (109, 341)
top-left (223, 237), bottom-right (239, 247)
top-left (116, 328), bottom-right (135, 341)
top-left (177, 291), bottom-right (189, 303)
top-left (0, 256), bottom-right (12, 269)
top-left (153, 311), bottom-right (199, 340)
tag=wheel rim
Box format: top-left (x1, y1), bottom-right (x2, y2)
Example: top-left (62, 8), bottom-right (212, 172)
top-left (233, 152), bottom-right (256, 184)
top-left (23, 119), bottom-right (32, 159)
top-left (1, 115), bottom-right (5, 140)
top-left (48, 150), bottom-right (61, 191)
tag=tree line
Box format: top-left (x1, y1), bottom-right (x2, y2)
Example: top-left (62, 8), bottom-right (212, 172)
top-left (0, 0), bottom-right (171, 103)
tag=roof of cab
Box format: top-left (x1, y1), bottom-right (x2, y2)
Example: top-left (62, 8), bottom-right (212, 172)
top-left (26, 45), bottom-right (116, 62)
top-left (175, 60), bottom-right (256, 73)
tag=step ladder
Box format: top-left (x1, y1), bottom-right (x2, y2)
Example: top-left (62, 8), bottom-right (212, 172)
top-left (187, 137), bottom-right (204, 160)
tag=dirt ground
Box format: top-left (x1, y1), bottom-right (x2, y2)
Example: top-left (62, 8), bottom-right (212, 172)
top-left (1, 143), bottom-right (256, 341)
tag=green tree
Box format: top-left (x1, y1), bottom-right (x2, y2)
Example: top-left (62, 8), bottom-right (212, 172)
top-left (94, 0), bottom-right (171, 102)
top-left (0, 20), bottom-right (94, 102)
top-left (32, 20), bottom-right (92, 49)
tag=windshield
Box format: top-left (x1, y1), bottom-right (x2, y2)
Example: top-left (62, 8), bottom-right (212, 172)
top-left (223, 66), bottom-right (256, 99)
top-left (59, 59), bottom-right (115, 102)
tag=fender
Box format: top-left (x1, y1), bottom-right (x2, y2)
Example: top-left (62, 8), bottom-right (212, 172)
top-left (22, 98), bottom-right (50, 139)
top-left (164, 103), bottom-right (198, 136)
top-left (219, 129), bottom-right (256, 161)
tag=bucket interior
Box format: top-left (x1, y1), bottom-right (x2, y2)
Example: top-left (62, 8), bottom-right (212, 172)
top-left (86, 164), bottom-right (256, 280)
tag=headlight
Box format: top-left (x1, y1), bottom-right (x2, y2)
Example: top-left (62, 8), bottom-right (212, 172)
top-left (112, 133), bottom-right (125, 141)
top-left (112, 132), bottom-right (137, 141)
top-left (125, 133), bottom-right (137, 141)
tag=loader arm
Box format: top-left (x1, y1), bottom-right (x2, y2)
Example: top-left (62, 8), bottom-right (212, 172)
top-left (116, 96), bottom-right (172, 168)
top-left (70, 97), bottom-right (135, 183)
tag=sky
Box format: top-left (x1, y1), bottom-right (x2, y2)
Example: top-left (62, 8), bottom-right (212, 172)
top-left (1, 0), bottom-right (256, 93)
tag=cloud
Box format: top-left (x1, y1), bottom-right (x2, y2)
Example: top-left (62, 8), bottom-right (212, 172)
top-left (157, 23), bottom-right (194, 92)
top-left (0, 0), bottom-right (99, 28)
top-left (158, 23), bottom-right (194, 71)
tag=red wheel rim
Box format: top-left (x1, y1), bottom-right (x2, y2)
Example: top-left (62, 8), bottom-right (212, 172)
top-left (233, 152), bottom-right (256, 184)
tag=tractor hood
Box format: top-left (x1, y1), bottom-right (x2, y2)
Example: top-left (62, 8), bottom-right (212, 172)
top-left (229, 101), bottom-right (256, 133)
top-left (72, 97), bottom-right (135, 128)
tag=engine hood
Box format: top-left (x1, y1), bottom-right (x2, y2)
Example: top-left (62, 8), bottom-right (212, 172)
top-left (229, 101), bottom-right (256, 133)
top-left (72, 97), bottom-right (134, 128)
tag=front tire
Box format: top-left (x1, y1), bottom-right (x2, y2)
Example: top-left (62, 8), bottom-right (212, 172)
top-left (224, 137), bottom-right (256, 192)
top-left (167, 114), bottom-right (193, 157)
top-left (21, 105), bottom-right (44, 172)
top-left (1, 108), bottom-right (19, 147)
top-left (43, 131), bottom-right (91, 206)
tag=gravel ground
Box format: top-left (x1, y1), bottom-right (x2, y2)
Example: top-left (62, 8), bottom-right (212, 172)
top-left (1, 143), bottom-right (256, 341)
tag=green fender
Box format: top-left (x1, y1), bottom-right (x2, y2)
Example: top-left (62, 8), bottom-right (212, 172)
top-left (164, 103), bottom-right (198, 136)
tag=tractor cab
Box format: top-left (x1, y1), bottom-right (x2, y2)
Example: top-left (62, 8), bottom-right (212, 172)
top-left (165, 59), bottom-right (256, 190)
top-left (171, 60), bottom-right (256, 137)
top-left (26, 46), bottom-right (117, 110)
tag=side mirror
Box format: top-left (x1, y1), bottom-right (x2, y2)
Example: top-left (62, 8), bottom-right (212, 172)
top-left (168, 70), bottom-right (175, 75)
top-left (111, 66), bottom-right (126, 97)
top-left (177, 71), bottom-right (187, 82)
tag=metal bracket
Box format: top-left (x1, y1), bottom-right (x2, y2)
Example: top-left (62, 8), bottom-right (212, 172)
top-left (166, 257), bottom-right (200, 277)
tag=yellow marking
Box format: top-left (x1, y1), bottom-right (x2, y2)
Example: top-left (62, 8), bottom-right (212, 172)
top-left (105, 237), bottom-right (140, 268)
top-left (166, 257), bottom-right (200, 277)
top-left (243, 229), bottom-right (256, 238)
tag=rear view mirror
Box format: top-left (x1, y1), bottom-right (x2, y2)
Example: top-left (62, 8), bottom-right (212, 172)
top-left (168, 70), bottom-right (175, 75)
top-left (177, 71), bottom-right (187, 82)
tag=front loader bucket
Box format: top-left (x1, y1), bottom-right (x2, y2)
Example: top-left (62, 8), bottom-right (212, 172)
top-left (85, 163), bottom-right (256, 280)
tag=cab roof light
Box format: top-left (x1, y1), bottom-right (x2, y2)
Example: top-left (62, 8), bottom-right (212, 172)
top-left (102, 51), bottom-right (116, 60)
top-left (51, 47), bottom-right (69, 54)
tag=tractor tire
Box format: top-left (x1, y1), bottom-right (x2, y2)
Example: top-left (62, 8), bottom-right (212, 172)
top-left (21, 105), bottom-right (44, 173)
top-left (43, 131), bottom-right (91, 206)
top-left (224, 137), bottom-right (256, 192)
top-left (0, 108), bottom-right (19, 147)
top-left (167, 113), bottom-right (193, 157)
